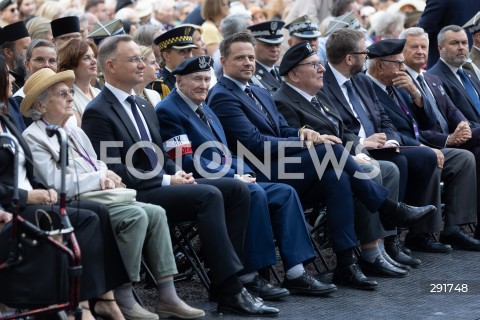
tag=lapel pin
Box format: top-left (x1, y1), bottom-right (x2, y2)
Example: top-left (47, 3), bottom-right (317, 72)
top-left (141, 104), bottom-right (146, 108)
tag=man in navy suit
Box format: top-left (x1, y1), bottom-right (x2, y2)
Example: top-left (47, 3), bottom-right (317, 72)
top-left (417, 0), bottom-right (480, 69)
top-left (401, 27), bottom-right (480, 243)
top-left (274, 41), bottom-right (410, 278)
top-left (247, 21), bottom-right (284, 95)
top-left (427, 25), bottom-right (480, 125)
top-left (81, 34), bottom-right (280, 317)
top-left (156, 55), bottom-right (336, 298)
top-left (366, 38), bottom-right (479, 252)
top-left (321, 30), bottom-right (448, 256)
top-left (208, 32), bottom-right (435, 290)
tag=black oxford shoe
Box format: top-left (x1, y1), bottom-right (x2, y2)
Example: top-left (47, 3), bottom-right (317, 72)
top-left (380, 203), bottom-right (436, 230)
top-left (385, 236), bottom-right (421, 268)
top-left (217, 288), bottom-right (279, 317)
top-left (405, 233), bottom-right (453, 253)
top-left (358, 256), bottom-right (408, 278)
top-left (439, 228), bottom-right (480, 251)
top-left (244, 275), bottom-right (290, 301)
top-left (281, 271), bottom-right (337, 296)
top-left (332, 263), bottom-right (378, 290)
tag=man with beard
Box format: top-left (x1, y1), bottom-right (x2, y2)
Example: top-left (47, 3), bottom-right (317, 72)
top-left (0, 21), bottom-right (30, 93)
top-left (428, 25), bottom-right (480, 126)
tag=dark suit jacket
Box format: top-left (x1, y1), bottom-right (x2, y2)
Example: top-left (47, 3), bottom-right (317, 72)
top-left (273, 82), bottom-right (363, 155)
top-left (417, 0), bottom-right (480, 69)
top-left (156, 88), bottom-right (254, 177)
top-left (409, 72), bottom-right (469, 147)
top-left (371, 81), bottom-right (436, 145)
top-left (81, 87), bottom-right (177, 191)
top-left (322, 65), bottom-right (404, 143)
top-left (254, 63), bottom-right (281, 95)
top-left (0, 114), bottom-right (45, 209)
top-left (428, 59), bottom-right (480, 125)
top-left (207, 76), bottom-right (299, 161)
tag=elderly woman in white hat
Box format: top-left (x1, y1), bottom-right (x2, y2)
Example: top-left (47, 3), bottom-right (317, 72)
top-left (21, 68), bottom-right (205, 320)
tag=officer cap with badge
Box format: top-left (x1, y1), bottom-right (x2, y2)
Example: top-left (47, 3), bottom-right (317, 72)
top-left (172, 56), bottom-right (213, 76)
top-left (325, 11), bottom-right (366, 36)
top-left (153, 25), bottom-right (197, 51)
top-left (247, 20), bottom-right (285, 44)
top-left (284, 15), bottom-right (321, 39)
top-left (463, 12), bottom-right (480, 34)
top-left (279, 40), bottom-right (316, 76)
top-left (366, 38), bottom-right (406, 59)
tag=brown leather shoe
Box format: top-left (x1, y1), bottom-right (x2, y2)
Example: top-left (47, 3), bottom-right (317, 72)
top-left (155, 300), bottom-right (205, 319)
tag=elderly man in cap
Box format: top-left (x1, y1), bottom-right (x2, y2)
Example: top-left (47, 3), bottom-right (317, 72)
top-left (463, 12), bottom-right (480, 79)
top-left (150, 25), bottom-right (196, 99)
top-left (366, 37), bottom-right (480, 252)
top-left (208, 31), bottom-right (437, 290)
top-left (0, 21), bottom-right (30, 93)
top-left (81, 34), bottom-right (280, 317)
top-left (247, 20), bottom-right (284, 94)
top-left (274, 40), bottom-right (412, 278)
top-left (50, 16), bottom-right (82, 47)
top-left (156, 55), bottom-right (335, 298)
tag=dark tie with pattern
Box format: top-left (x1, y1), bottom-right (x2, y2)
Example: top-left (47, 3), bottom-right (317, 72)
top-left (311, 96), bottom-right (339, 135)
top-left (270, 68), bottom-right (280, 82)
top-left (387, 86), bottom-right (420, 140)
top-left (344, 80), bottom-right (375, 136)
top-left (244, 86), bottom-right (275, 127)
top-left (196, 105), bottom-right (210, 127)
top-left (126, 95), bottom-right (158, 170)
top-left (417, 74), bottom-right (449, 133)
top-left (457, 68), bottom-right (480, 114)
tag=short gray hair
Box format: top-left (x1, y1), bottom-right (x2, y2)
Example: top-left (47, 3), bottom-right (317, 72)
top-left (28, 88), bottom-right (51, 121)
top-left (25, 39), bottom-right (56, 62)
top-left (398, 27), bottom-right (429, 45)
top-left (97, 35), bottom-right (133, 72)
top-left (438, 25), bottom-right (465, 46)
top-left (133, 24), bottom-right (162, 46)
top-left (371, 11), bottom-right (405, 38)
top-left (220, 13), bottom-right (252, 38)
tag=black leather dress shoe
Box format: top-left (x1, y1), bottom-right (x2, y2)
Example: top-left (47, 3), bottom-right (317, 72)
top-left (439, 228), bottom-right (480, 251)
top-left (405, 233), bottom-right (453, 253)
top-left (380, 203), bottom-right (436, 230)
top-left (332, 263), bottom-right (378, 290)
top-left (358, 256), bottom-right (408, 278)
top-left (217, 288), bottom-right (279, 317)
top-left (244, 275), bottom-right (290, 300)
top-left (281, 271), bottom-right (337, 296)
top-left (385, 236), bottom-right (421, 268)
top-left (381, 249), bottom-right (412, 270)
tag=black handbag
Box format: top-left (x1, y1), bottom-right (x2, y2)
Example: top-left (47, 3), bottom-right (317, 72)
top-left (0, 209), bottom-right (70, 309)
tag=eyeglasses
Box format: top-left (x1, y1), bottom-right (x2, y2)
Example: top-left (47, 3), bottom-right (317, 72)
top-left (296, 60), bottom-right (324, 70)
top-left (51, 88), bottom-right (74, 99)
top-left (350, 51), bottom-right (368, 55)
top-left (112, 56), bottom-right (146, 64)
top-left (379, 59), bottom-right (405, 68)
top-left (9, 7), bottom-right (18, 12)
top-left (30, 57), bottom-right (57, 66)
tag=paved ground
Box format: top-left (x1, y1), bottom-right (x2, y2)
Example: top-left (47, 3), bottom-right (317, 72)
top-left (136, 248), bottom-right (480, 320)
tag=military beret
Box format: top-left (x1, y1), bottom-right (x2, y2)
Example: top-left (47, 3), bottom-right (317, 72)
top-left (366, 39), bottom-right (406, 59)
top-left (247, 20), bottom-right (285, 44)
top-left (0, 0), bottom-right (14, 11)
top-left (0, 21), bottom-right (29, 45)
top-left (171, 56), bottom-right (213, 76)
top-left (87, 19), bottom-right (125, 45)
top-left (284, 15), bottom-right (321, 39)
top-left (51, 16), bottom-right (80, 38)
top-left (279, 40), bottom-right (316, 76)
top-left (463, 12), bottom-right (480, 34)
top-left (325, 11), bottom-right (366, 36)
top-left (154, 25), bottom-right (197, 51)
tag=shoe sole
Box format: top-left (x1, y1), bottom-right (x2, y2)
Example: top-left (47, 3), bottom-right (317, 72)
top-left (157, 310), bottom-right (205, 319)
top-left (283, 286), bottom-right (337, 296)
top-left (217, 306), bottom-right (279, 317)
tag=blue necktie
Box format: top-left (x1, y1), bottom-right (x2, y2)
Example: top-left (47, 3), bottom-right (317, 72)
top-left (126, 95), bottom-right (158, 170)
top-left (417, 74), bottom-right (449, 134)
top-left (457, 68), bottom-right (480, 114)
top-left (344, 80), bottom-right (375, 136)
top-left (245, 86), bottom-right (275, 127)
